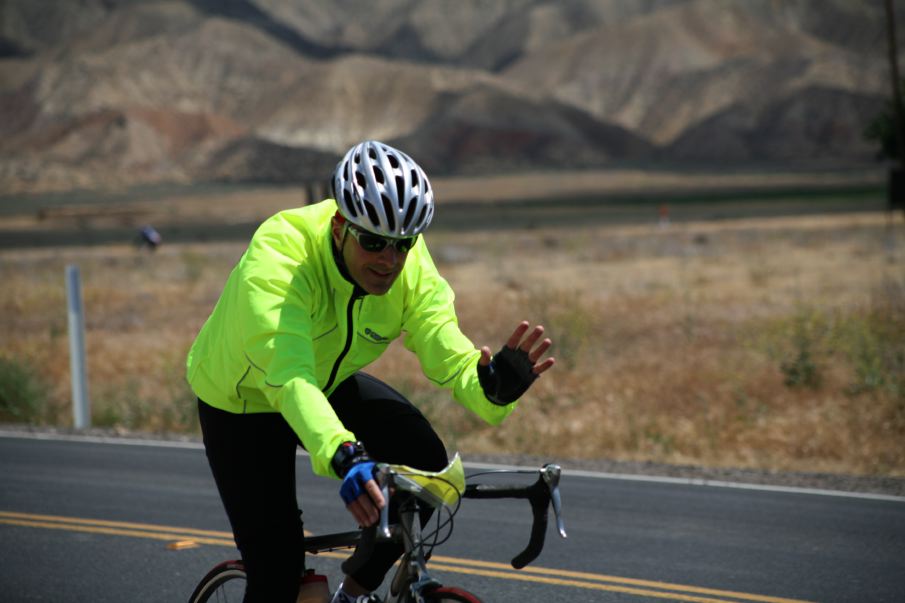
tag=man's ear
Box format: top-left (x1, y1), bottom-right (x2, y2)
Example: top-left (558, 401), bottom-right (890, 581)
top-left (331, 213), bottom-right (346, 247)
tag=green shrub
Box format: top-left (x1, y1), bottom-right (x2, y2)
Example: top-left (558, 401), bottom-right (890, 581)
top-left (842, 289), bottom-right (905, 400)
top-left (0, 356), bottom-right (48, 422)
top-left (766, 286), bottom-right (904, 398)
top-left (779, 308), bottom-right (827, 389)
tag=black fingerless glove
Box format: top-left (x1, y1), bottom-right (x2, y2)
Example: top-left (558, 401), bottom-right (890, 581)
top-left (476, 346), bottom-right (537, 406)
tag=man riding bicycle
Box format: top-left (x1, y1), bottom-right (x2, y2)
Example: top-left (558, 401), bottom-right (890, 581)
top-left (186, 140), bottom-right (555, 603)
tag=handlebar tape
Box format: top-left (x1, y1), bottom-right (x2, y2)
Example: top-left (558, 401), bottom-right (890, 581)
top-left (464, 480), bottom-right (550, 569)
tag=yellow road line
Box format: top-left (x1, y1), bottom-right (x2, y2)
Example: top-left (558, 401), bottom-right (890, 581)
top-left (429, 555), bottom-right (810, 603)
top-left (0, 511), bottom-right (813, 603)
top-left (428, 561), bottom-right (816, 603)
top-left (427, 563), bottom-right (777, 603)
top-left (0, 510), bottom-right (232, 538)
top-left (0, 511), bottom-right (354, 561)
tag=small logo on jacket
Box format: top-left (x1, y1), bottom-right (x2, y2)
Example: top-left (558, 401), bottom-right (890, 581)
top-left (364, 328), bottom-right (389, 342)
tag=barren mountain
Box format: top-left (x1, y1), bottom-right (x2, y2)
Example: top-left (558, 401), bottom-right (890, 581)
top-left (0, 0), bottom-right (897, 194)
top-left (503, 0), bottom-right (888, 151)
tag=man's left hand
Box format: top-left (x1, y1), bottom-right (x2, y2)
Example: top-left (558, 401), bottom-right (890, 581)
top-left (477, 321), bottom-right (555, 405)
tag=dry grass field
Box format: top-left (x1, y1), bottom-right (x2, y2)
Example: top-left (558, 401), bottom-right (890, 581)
top-left (1, 181), bottom-right (903, 477)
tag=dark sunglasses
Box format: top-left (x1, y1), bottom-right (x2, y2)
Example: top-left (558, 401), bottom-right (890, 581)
top-left (346, 224), bottom-right (418, 254)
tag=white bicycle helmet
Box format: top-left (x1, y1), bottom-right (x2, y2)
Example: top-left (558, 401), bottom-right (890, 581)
top-left (332, 140), bottom-right (435, 237)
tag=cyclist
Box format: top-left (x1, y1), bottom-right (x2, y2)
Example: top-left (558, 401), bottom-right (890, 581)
top-left (186, 140), bottom-right (555, 603)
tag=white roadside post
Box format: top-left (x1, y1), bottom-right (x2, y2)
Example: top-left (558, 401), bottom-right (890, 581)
top-left (66, 265), bottom-right (90, 429)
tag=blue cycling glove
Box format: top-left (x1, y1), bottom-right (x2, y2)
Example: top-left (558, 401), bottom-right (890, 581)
top-left (339, 461), bottom-right (378, 505)
top-left (332, 441), bottom-right (377, 505)
top-left (477, 346), bottom-right (537, 406)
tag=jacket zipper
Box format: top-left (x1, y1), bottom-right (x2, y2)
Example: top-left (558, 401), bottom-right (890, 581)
top-left (324, 288), bottom-right (363, 392)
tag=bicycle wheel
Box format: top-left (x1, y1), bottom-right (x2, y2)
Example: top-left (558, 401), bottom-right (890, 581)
top-left (422, 586), bottom-right (483, 602)
top-left (188, 560), bottom-right (247, 603)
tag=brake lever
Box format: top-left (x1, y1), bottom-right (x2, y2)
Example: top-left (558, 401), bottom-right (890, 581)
top-left (376, 464), bottom-right (392, 539)
top-left (541, 464), bottom-right (567, 539)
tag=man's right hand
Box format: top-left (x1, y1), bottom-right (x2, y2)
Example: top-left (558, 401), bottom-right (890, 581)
top-left (332, 441), bottom-right (385, 527)
top-left (340, 462), bottom-right (385, 526)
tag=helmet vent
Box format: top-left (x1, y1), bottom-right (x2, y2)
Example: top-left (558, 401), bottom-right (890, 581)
top-left (402, 199), bottom-right (417, 232)
top-left (368, 147), bottom-right (377, 159)
top-left (342, 190), bottom-right (357, 217)
top-left (355, 171), bottom-right (366, 187)
top-left (417, 205), bottom-right (428, 228)
top-left (381, 194), bottom-right (396, 231)
top-left (373, 166), bottom-right (385, 185)
top-left (364, 200), bottom-right (379, 226)
top-left (388, 154), bottom-right (399, 169)
top-left (410, 169), bottom-right (419, 189)
top-left (395, 176), bottom-right (405, 203)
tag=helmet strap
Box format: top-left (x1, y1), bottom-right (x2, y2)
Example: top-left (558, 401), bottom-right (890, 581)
top-left (330, 221), bottom-right (366, 295)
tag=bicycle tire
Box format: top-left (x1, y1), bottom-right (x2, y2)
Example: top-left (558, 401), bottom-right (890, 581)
top-left (422, 586), bottom-right (484, 603)
top-left (188, 560), bottom-right (247, 603)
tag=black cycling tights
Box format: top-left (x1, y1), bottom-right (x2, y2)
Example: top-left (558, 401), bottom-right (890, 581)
top-left (198, 372), bottom-right (449, 602)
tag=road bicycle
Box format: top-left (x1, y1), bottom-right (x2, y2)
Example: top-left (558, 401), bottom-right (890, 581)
top-left (189, 454), bottom-right (567, 603)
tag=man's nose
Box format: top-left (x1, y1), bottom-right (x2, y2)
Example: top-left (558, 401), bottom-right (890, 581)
top-left (376, 245), bottom-right (402, 266)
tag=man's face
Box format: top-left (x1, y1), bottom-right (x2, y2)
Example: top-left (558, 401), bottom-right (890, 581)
top-left (331, 217), bottom-right (410, 295)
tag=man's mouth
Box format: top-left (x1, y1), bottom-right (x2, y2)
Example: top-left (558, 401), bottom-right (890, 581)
top-left (368, 267), bottom-right (394, 278)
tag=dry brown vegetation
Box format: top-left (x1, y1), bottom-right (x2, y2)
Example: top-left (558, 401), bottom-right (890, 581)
top-left (2, 199), bottom-right (904, 477)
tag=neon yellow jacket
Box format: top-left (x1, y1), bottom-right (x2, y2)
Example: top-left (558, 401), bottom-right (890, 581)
top-left (186, 200), bottom-right (517, 478)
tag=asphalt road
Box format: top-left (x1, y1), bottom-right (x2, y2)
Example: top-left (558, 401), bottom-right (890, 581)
top-left (1, 432), bottom-right (903, 602)
top-left (0, 187), bottom-right (887, 249)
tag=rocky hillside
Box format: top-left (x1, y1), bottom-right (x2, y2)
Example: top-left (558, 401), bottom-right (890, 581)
top-left (0, 0), bottom-right (897, 193)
